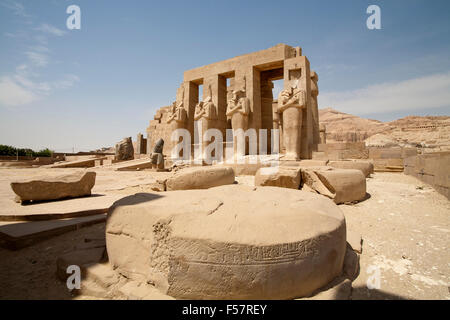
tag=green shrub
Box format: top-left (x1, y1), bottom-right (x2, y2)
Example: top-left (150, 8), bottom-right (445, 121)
top-left (0, 145), bottom-right (53, 157)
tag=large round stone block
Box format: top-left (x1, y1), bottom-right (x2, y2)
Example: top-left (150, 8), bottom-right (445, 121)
top-left (106, 185), bottom-right (346, 299)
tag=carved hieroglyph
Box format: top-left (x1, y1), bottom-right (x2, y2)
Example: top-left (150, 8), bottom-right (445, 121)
top-left (278, 84), bottom-right (306, 160)
top-left (106, 185), bottom-right (346, 299)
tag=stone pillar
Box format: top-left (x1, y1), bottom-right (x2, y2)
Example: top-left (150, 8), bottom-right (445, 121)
top-left (235, 67), bottom-right (261, 155)
top-left (319, 123), bottom-right (327, 144)
top-left (260, 77), bottom-right (274, 154)
top-left (136, 133), bottom-right (147, 155)
top-left (146, 132), bottom-right (152, 155)
top-left (184, 81), bottom-right (199, 159)
top-left (280, 56), bottom-right (312, 160)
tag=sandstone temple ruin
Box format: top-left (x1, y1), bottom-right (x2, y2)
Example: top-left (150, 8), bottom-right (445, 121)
top-left (146, 44), bottom-right (320, 161)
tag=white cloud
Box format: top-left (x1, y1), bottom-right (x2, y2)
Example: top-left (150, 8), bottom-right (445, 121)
top-left (319, 72), bottom-right (450, 115)
top-left (53, 74), bottom-right (80, 89)
top-left (0, 76), bottom-right (36, 106)
top-left (25, 51), bottom-right (49, 67)
top-left (0, 65), bottom-right (79, 107)
top-left (35, 23), bottom-right (66, 36)
top-left (0, 0), bottom-right (30, 17)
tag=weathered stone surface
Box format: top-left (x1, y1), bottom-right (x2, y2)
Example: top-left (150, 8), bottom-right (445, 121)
top-left (343, 244), bottom-right (360, 281)
top-left (347, 230), bottom-right (363, 254)
top-left (165, 166), bottom-right (235, 191)
top-left (328, 160), bottom-right (374, 178)
top-left (301, 167), bottom-right (366, 204)
top-left (106, 185), bottom-right (347, 299)
top-left (115, 137), bottom-right (134, 161)
top-left (11, 171), bottom-right (96, 202)
top-left (301, 277), bottom-right (352, 300)
top-left (255, 167), bottom-right (301, 189)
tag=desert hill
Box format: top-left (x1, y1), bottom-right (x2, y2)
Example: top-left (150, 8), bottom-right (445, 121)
top-left (319, 108), bottom-right (450, 152)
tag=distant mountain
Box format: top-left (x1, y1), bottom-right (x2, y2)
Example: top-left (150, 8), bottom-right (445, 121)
top-left (319, 108), bottom-right (450, 152)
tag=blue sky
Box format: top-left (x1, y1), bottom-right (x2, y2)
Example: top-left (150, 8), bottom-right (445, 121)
top-left (1, 0), bottom-right (449, 151)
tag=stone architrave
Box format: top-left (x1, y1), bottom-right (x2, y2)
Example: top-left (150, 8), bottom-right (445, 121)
top-left (226, 88), bottom-right (250, 157)
top-left (278, 85), bottom-right (306, 160)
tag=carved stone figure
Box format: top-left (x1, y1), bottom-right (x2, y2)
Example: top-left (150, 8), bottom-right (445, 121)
top-left (194, 85), bottom-right (217, 122)
top-left (167, 84), bottom-right (187, 130)
top-left (150, 138), bottom-right (165, 170)
top-left (226, 89), bottom-right (251, 157)
top-left (310, 71), bottom-right (320, 146)
top-left (278, 85), bottom-right (306, 160)
top-left (226, 89), bottom-right (250, 130)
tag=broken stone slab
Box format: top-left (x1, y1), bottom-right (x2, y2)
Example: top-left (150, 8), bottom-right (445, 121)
top-left (165, 166), bottom-right (235, 191)
top-left (343, 244), bottom-right (360, 281)
top-left (347, 230), bottom-right (363, 254)
top-left (328, 160), bottom-right (374, 178)
top-left (254, 166), bottom-right (301, 189)
top-left (301, 167), bottom-right (366, 204)
top-left (301, 277), bottom-right (352, 300)
top-left (0, 214), bottom-right (106, 250)
top-left (106, 185), bottom-right (346, 299)
top-left (10, 171), bottom-right (96, 203)
top-left (74, 263), bottom-right (124, 299)
top-left (115, 137), bottom-right (134, 161)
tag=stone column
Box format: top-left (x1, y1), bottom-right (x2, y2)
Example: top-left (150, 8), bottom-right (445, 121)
top-left (319, 123), bottom-right (327, 144)
top-left (235, 68), bottom-right (261, 155)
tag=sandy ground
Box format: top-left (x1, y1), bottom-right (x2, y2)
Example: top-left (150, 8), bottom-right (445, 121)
top-left (342, 173), bottom-right (450, 300)
top-left (0, 170), bottom-right (448, 299)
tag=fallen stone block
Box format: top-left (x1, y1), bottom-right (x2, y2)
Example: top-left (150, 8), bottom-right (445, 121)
top-left (301, 167), bottom-right (366, 204)
top-left (106, 185), bottom-right (346, 299)
top-left (328, 160), bottom-right (374, 177)
top-left (254, 166), bottom-right (301, 189)
top-left (11, 171), bottom-right (96, 203)
top-left (347, 230), bottom-right (363, 254)
top-left (165, 166), bottom-right (235, 191)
